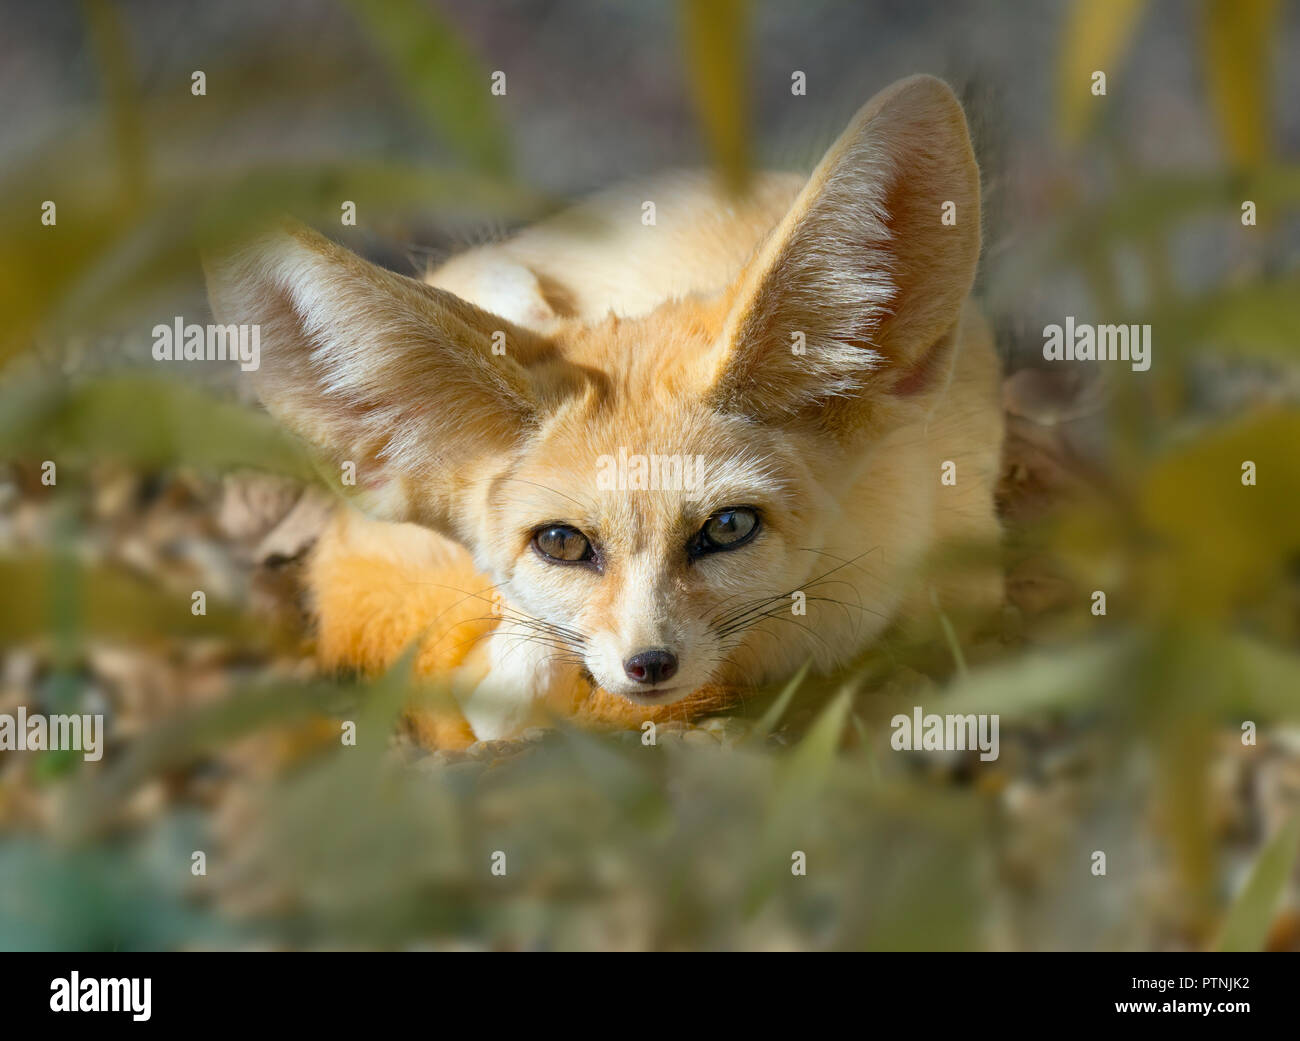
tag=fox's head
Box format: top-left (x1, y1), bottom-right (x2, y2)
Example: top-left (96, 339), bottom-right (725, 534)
top-left (206, 76), bottom-right (981, 706)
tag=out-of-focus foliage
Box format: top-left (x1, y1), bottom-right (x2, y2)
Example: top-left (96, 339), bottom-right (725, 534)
top-left (1057, 0), bottom-right (1280, 169)
top-left (0, 0), bottom-right (1298, 951)
top-left (1200, 0), bottom-right (1278, 171)
top-left (679, 0), bottom-right (751, 194)
top-left (0, 376), bottom-right (313, 479)
top-left (340, 0), bottom-right (513, 176)
top-left (1056, 0), bottom-right (1148, 144)
top-left (0, 0), bottom-right (545, 368)
top-left (1217, 814), bottom-right (1300, 952)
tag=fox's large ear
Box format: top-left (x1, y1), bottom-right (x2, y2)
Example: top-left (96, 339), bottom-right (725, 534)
top-left (204, 224), bottom-right (548, 535)
top-left (708, 75), bottom-right (981, 435)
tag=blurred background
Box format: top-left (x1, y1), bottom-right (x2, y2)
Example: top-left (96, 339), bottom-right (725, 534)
top-left (1, 0), bottom-right (1299, 950)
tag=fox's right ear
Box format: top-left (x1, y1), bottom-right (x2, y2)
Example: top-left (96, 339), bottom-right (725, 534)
top-left (204, 223), bottom-right (547, 537)
top-left (707, 75), bottom-right (982, 441)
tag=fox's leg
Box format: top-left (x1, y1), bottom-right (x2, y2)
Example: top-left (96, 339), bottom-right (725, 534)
top-left (309, 510), bottom-right (515, 748)
top-left (404, 704), bottom-right (478, 749)
top-left (451, 620), bottom-right (572, 739)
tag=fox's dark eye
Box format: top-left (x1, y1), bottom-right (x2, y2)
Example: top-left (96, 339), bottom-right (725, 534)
top-left (533, 525), bottom-right (594, 564)
top-left (690, 507), bottom-right (759, 558)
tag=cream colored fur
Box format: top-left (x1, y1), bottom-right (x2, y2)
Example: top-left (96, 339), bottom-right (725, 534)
top-left (205, 75), bottom-right (1004, 745)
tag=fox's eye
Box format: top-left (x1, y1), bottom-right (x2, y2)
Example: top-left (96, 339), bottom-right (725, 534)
top-left (691, 507), bottom-right (759, 557)
top-left (533, 524), bottom-right (594, 564)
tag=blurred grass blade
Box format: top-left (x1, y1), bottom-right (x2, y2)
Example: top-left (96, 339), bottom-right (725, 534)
top-left (0, 160), bottom-right (547, 362)
top-left (1057, 0), bottom-right (1147, 144)
top-left (0, 822), bottom-right (237, 951)
top-left (77, 651), bottom-right (420, 828)
top-left (561, 728), bottom-right (664, 825)
top-left (78, 681), bottom-right (356, 822)
top-left (749, 659), bottom-right (810, 742)
top-left (987, 166), bottom-right (1300, 309)
top-left (1216, 814), bottom-right (1300, 951)
top-left (935, 606), bottom-right (968, 678)
top-left (773, 687), bottom-right (851, 805)
top-left (938, 642), bottom-right (1121, 718)
top-left (1148, 274), bottom-right (1300, 361)
top-left (82, 0), bottom-right (148, 208)
top-left (744, 688), bottom-right (849, 915)
top-left (0, 375), bottom-right (316, 480)
top-left (1226, 636), bottom-right (1300, 720)
top-left (679, 0), bottom-right (750, 194)
top-left (1139, 410), bottom-right (1300, 614)
top-left (1201, 0), bottom-right (1277, 172)
top-left (0, 556), bottom-right (293, 648)
top-left (342, 0), bottom-right (512, 176)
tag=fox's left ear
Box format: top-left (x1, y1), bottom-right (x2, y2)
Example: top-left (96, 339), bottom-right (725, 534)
top-left (708, 75), bottom-right (981, 433)
top-left (204, 223), bottom-right (554, 538)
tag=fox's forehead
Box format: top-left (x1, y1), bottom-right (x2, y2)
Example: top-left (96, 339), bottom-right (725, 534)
top-left (548, 295), bottom-right (733, 396)
top-left (493, 395), bottom-right (810, 545)
top-left (484, 296), bottom-right (827, 545)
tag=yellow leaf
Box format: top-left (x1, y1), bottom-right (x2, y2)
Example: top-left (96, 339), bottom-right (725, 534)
top-left (679, 0), bottom-right (750, 194)
top-left (1057, 0), bottom-right (1148, 144)
top-left (1139, 410), bottom-right (1300, 615)
top-left (1201, 0), bottom-right (1278, 170)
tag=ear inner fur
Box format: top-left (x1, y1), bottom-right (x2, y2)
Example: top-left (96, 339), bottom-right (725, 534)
top-left (204, 222), bottom-right (556, 530)
top-left (707, 74), bottom-right (982, 435)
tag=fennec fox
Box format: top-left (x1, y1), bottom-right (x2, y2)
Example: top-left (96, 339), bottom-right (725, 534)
top-left (206, 75), bottom-right (1003, 746)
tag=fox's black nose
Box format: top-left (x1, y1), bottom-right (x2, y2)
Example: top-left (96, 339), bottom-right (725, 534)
top-left (623, 649), bottom-right (678, 685)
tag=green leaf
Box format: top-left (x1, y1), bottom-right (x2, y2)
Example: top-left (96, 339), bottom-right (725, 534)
top-left (1139, 410), bottom-right (1300, 614)
top-left (73, 656), bottom-right (420, 828)
top-left (1216, 814), bottom-right (1300, 951)
top-left (341, 0), bottom-right (512, 176)
top-left (0, 160), bottom-right (545, 363)
top-left (0, 375), bottom-right (315, 479)
top-left (1224, 636), bottom-right (1300, 721)
top-left (987, 166), bottom-right (1300, 311)
top-left (936, 641), bottom-right (1123, 718)
top-left (772, 687), bottom-right (851, 809)
top-left (748, 659), bottom-right (810, 742)
top-left (0, 556), bottom-right (289, 648)
top-left (743, 688), bottom-right (850, 916)
top-left (82, 0), bottom-right (149, 207)
top-left (0, 817), bottom-right (235, 951)
top-left (1148, 275), bottom-right (1300, 361)
top-left (560, 727), bottom-right (665, 827)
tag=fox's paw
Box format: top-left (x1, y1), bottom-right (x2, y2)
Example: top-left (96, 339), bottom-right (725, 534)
top-left (403, 704), bottom-right (478, 751)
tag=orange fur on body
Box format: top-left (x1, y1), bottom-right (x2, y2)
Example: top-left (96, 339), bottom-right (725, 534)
top-left (207, 76), bottom-right (1005, 748)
